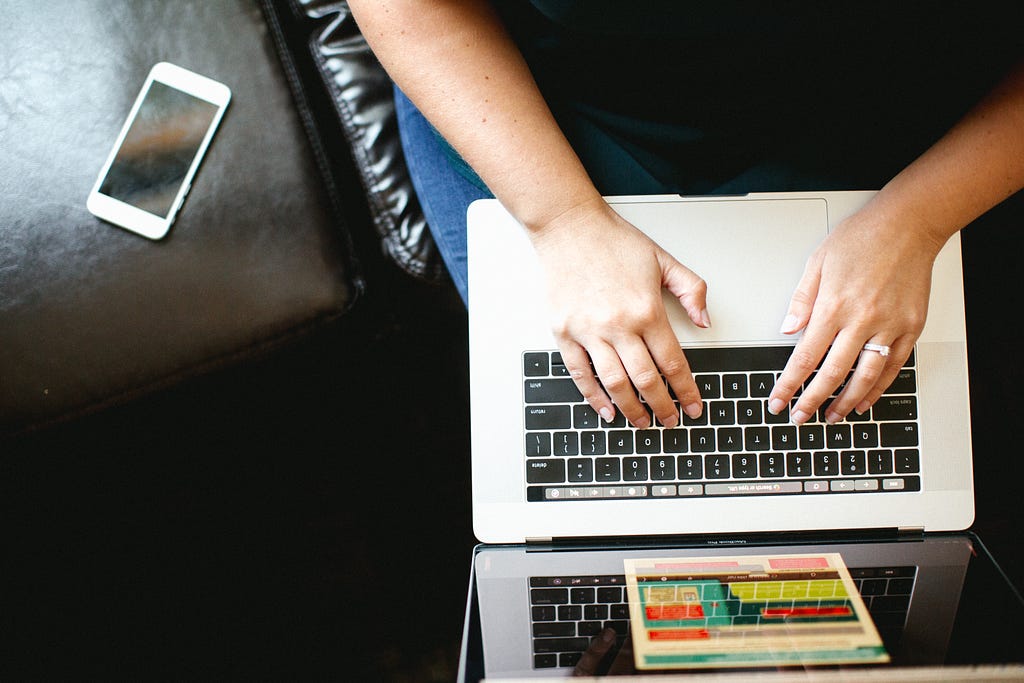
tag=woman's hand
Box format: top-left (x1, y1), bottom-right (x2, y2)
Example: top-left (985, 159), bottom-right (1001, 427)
top-left (768, 205), bottom-right (944, 424)
top-left (530, 198), bottom-right (710, 429)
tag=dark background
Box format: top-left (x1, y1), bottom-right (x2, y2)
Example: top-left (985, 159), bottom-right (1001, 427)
top-left (2, 194), bottom-right (1021, 680)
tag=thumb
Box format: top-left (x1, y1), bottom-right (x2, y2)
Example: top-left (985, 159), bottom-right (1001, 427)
top-left (781, 253), bottom-right (823, 334)
top-left (659, 251), bottom-right (711, 329)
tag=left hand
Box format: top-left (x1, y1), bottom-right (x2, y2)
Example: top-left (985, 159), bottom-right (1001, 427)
top-left (767, 206), bottom-right (945, 424)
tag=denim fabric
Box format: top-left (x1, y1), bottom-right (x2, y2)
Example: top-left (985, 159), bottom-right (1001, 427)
top-left (393, 86), bottom-right (492, 306)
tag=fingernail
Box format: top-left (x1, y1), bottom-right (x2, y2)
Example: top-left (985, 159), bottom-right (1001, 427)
top-left (635, 416), bottom-right (651, 429)
top-left (602, 628), bottom-right (617, 644)
top-left (854, 400), bottom-right (870, 415)
top-left (767, 398), bottom-right (786, 415)
top-left (600, 406), bottom-right (615, 422)
top-left (790, 409), bottom-right (809, 425)
top-left (683, 402), bottom-right (702, 419)
top-left (700, 308), bottom-right (711, 328)
top-left (825, 410), bottom-right (841, 424)
top-left (662, 413), bottom-right (679, 429)
top-left (779, 314), bottom-right (799, 334)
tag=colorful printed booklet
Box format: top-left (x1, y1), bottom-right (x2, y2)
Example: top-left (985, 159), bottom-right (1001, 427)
top-left (624, 553), bottom-right (889, 669)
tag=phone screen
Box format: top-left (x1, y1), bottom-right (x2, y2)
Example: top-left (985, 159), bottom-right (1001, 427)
top-left (98, 81), bottom-right (220, 218)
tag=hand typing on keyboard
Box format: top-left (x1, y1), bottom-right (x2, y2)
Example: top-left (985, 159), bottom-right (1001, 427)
top-left (530, 197), bottom-right (709, 430)
top-left (769, 199), bottom-right (942, 426)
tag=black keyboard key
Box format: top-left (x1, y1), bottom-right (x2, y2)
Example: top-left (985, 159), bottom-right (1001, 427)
top-left (759, 453), bottom-right (785, 477)
top-left (573, 404), bottom-right (600, 429)
top-left (732, 454), bottom-right (757, 478)
top-left (868, 449), bottom-right (894, 475)
top-left (772, 425), bottom-right (798, 450)
top-left (881, 422), bottom-right (919, 446)
top-left (799, 424), bottom-right (825, 450)
top-left (528, 459), bottom-right (565, 483)
top-left (635, 430), bottom-right (660, 454)
top-left (526, 433), bottom-right (551, 457)
top-left (738, 400), bottom-right (763, 424)
top-left (873, 396), bottom-right (917, 421)
top-left (750, 372), bottom-right (775, 397)
top-left (822, 424), bottom-right (850, 450)
top-left (710, 400), bottom-right (736, 425)
top-left (524, 352), bottom-right (550, 377)
top-left (744, 426), bottom-right (771, 451)
top-left (533, 637), bottom-right (590, 654)
top-left (534, 622), bottom-right (575, 638)
top-left (595, 458), bottom-right (620, 482)
top-left (580, 431), bottom-right (606, 456)
top-left (884, 368), bottom-right (917, 394)
top-left (526, 405), bottom-right (571, 430)
top-left (841, 450), bottom-right (867, 475)
top-left (723, 374), bottom-right (748, 398)
top-left (532, 588), bottom-right (569, 605)
top-left (718, 427), bottom-right (743, 451)
top-left (558, 605), bottom-right (582, 621)
top-left (567, 458), bottom-right (593, 483)
top-left (695, 375), bottom-right (721, 399)
top-left (786, 452), bottom-right (811, 476)
top-left (535, 654), bottom-right (557, 668)
top-left (814, 451), bottom-right (840, 476)
top-left (678, 456), bottom-right (703, 479)
top-left (533, 605), bottom-right (556, 621)
top-left (525, 379), bottom-right (584, 404)
top-left (851, 423), bottom-right (877, 448)
top-left (553, 431), bottom-right (579, 456)
top-left (895, 449), bottom-right (920, 473)
top-left (705, 454), bottom-right (730, 478)
top-left (597, 587), bottom-right (622, 603)
top-left (623, 457), bottom-right (649, 481)
top-left (608, 430), bottom-right (633, 454)
top-left (690, 428), bottom-right (716, 452)
top-left (663, 429), bottom-right (687, 453)
top-left (650, 456), bottom-right (676, 480)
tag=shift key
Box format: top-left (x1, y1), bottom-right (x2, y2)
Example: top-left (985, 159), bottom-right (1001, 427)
top-left (525, 378), bottom-right (584, 404)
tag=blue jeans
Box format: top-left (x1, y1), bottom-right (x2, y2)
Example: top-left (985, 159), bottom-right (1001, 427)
top-left (394, 86), bottom-right (492, 306)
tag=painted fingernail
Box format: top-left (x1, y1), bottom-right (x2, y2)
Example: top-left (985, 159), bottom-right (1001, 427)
top-left (600, 406), bottom-right (615, 422)
top-left (700, 308), bottom-right (711, 328)
top-left (790, 409), bottom-right (809, 425)
top-left (767, 398), bottom-right (786, 415)
top-left (683, 402), bottom-right (702, 419)
top-left (779, 314), bottom-right (799, 334)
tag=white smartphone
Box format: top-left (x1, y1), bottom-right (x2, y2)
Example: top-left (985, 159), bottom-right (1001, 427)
top-left (87, 62), bottom-right (231, 240)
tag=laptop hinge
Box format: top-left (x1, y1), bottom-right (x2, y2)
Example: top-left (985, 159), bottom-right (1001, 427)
top-left (526, 537), bottom-right (553, 544)
top-left (897, 526), bottom-right (925, 538)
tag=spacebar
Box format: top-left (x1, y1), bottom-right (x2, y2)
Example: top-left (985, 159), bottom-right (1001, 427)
top-left (705, 482), bottom-right (804, 495)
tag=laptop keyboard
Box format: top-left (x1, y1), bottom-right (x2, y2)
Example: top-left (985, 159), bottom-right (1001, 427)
top-left (529, 565), bottom-right (916, 669)
top-left (524, 346), bottom-right (921, 502)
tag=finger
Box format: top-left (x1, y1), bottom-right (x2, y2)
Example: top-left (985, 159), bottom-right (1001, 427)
top-left (614, 337), bottom-right (676, 429)
top-left (822, 336), bottom-right (896, 423)
top-left (573, 627), bottom-right (618, 677)
top-left (853, 336), bottom-right (917, 415)
top-left (643, 324), bottom-right (701, 422)
top-left (588, 341), bottom-right (649, 429)
top-left (558, 341), bottom-right (616, 423)
top-left (660, 252), bottom-right (711, 329)
top-left (780, 251), bottom-right (823, 335)
top-left (768, 318), bottom-right (839, 418)
top-left (790, 331), bottom-right (866, 425)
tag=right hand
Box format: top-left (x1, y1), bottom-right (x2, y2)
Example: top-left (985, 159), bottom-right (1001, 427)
top-left (529, 198), bottom-right (710, 429)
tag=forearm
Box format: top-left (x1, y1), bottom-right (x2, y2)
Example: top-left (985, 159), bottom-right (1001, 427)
top-left (348, 0), bottom-right (605, 233)
top-left (867, 60), bottom-right (1024, 250)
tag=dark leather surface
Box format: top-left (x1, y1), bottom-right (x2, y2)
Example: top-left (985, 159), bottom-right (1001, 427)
top-left (0, 0), bottom-right (356, 434)
top-left (275, 0), bottom-right (443, 282)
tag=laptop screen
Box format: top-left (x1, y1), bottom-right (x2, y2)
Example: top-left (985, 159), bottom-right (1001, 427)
top-left (460, 532), bottom-right (1023, 680)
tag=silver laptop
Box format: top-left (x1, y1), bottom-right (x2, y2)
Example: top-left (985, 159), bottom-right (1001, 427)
top-left (467, 192), bottom-right (974, 544)
top-left (460, 533), bottom-right (1024, 680)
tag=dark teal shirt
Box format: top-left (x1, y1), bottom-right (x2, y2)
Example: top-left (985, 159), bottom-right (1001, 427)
top-left (490, 1), bottom-right (1022, 195)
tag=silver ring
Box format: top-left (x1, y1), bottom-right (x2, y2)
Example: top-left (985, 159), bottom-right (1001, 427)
top-left (863, 343), bottom-right (891, 357)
